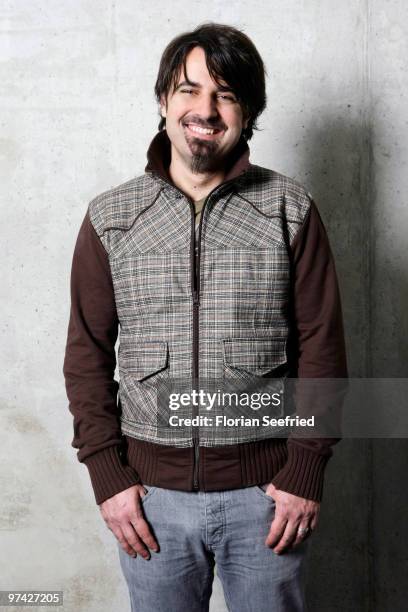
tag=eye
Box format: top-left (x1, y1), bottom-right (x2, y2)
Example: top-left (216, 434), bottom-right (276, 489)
top-left (180, 89), bottom-right (236, 100)
top-left (219, 94), bottom-right (236, 101)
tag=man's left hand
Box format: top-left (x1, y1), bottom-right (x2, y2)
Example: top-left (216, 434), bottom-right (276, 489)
top-left (263, 483), bottom-right (320, 554)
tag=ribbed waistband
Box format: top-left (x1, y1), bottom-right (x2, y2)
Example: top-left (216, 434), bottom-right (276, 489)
top-left (124, 435), bottom-right (289, 491)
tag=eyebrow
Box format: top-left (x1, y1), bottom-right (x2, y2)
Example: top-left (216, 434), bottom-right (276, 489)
top-left (174, 79), bottom-right (235, 94)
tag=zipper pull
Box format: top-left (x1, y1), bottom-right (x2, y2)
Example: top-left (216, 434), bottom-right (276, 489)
top-left (193, 289), bottom-right (200, 305)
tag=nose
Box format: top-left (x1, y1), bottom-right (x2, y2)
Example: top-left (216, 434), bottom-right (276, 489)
top-left (194, 93), bottom-right (220, 122)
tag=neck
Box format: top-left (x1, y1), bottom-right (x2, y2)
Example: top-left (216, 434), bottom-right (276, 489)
top-left (168, 144), bottom-right (230, 202)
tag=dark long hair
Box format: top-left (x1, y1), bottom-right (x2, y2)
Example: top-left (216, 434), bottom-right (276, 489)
top-left (154, 22), bottom-right (267, 141)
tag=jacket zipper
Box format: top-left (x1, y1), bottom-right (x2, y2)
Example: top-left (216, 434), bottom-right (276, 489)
top-left (150, 171), bottom-right (249, 490)
top-left (191, 187), bottom-right (226, 490)
top-left (190, 188), bottom-right (229, 489)
top-left (189, 198), bottom-right (200, 489)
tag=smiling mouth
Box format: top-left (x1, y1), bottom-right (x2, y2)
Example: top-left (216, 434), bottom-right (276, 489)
top-left (183, 123), bottom-right (224, 140)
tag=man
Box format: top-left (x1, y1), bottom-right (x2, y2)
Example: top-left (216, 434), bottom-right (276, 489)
top-left (63, 22), bottom-right (348, 612)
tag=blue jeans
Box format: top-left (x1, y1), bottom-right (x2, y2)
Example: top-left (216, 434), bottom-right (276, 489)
top-left (118, 485), bottom-right (310, 612)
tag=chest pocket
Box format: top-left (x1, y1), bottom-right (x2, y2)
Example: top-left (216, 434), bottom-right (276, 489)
top-left (223, 336), bottom-right (287, 374)
top-left (118, 340), bottom-right (170, 427)
top-left (119, 340), bottom-right (169, 382)
top-left (222, 336), bottom-right (287, 417)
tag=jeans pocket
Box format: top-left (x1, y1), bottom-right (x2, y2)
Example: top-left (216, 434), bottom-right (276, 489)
top-left (253, 483), bottom-right (276, 503)
top-left (140, 484), bottom-right (158, 504)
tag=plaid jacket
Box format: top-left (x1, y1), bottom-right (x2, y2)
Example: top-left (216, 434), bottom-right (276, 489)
top-left (63, 129), bottom-right (348, 505)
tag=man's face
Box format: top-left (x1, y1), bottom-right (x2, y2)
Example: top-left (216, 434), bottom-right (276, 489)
top-left (160, 46), bottom-right (249, 174)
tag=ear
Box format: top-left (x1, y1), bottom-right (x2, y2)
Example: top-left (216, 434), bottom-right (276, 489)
top-left (160, 95), bottom-right (167, 118)
top-left (243, 114), bottom-right (249, 130)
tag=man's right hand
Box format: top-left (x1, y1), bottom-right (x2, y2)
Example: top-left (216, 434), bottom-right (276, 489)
top-left (99, 484), bottom-right (160, 560)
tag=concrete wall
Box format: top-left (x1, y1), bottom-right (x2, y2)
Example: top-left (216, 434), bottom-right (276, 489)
top-left (1, 1), bottom-right (407, 610)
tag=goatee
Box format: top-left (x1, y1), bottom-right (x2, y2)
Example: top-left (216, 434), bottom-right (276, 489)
top-left (189, 138), bottom-right (221, 174)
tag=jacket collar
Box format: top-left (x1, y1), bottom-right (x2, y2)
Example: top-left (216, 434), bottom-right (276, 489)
top-left (144, 129), bottom-right (252, 189)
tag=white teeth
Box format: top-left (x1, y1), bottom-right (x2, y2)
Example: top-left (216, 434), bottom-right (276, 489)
top-left (187, 124), bottom-right (218, 135)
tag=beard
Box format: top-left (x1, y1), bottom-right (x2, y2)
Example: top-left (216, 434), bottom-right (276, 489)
top-left (186, 134), bottom-right (222, 174)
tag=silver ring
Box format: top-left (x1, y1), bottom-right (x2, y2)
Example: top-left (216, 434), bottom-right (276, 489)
top-left (297, 526), bottom-right (310, 536)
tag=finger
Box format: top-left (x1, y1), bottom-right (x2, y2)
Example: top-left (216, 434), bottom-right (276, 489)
top-left (131, 516), bottom-right (160, 553)
top-left (291, 523), bottom-right (312, 548)
top-left (122, 523), bottom-right (151, 560)
top-left (310, 511), bottom-right (320, 531)
top-left (110, 524), bottom-right (138, 558)
top-left (272, 520), bottom-right (299, 554)
top-left (265, 515), bottom-right (287, 548)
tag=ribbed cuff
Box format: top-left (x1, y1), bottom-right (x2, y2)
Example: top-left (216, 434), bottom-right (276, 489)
top-left (270, 442), bottom-right (330, 502)
top-left (83, 445), bottom-right (141, 505)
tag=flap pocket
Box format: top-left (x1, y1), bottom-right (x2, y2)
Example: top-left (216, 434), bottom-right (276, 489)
top-left (222, 336), bottom-right (287, 376)
top-left (119, 340), bottom-right (169, 381)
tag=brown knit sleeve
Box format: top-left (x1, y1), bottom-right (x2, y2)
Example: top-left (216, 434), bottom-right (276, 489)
top-left (271, 198), bottom-right (348, 501)
top-left (62, 210), bottom-right (140, 505)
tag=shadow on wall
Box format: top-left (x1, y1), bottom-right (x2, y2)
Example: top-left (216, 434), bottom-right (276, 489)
top-left (298, 115), bottom-right (408, 611)
top-left (296, 115), bottom-right (370, 378)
